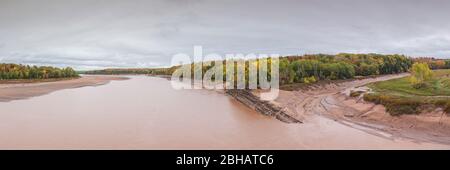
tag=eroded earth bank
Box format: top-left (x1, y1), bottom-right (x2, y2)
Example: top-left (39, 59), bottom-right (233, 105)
top-left (260, 73), bottom-right (450, 145)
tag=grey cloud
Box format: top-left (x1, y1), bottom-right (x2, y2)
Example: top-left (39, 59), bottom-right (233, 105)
top-left (1, 0), bottom-right (450, 70)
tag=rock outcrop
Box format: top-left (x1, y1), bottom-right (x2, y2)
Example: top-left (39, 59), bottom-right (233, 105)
top-left (226, 89), bottom-right (302, 123)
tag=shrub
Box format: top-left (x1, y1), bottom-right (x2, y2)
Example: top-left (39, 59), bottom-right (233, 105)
top-left (409, 62), bottom-right (433, 89)
top-left (386, 105), bottom-right (418, 116)
top-left (363, 93), bottom-right (420, 115)
top-left (411, 82), bottom-right (428, 89)
top-left (350, 91), bottom-right (364, 97)
top-left (385, 99), bottom-right (420, 115)
top-left (303, 76), bottom-right (317, 84)
top-left (434, 100), bottom-right (450, 114)
top-left (445, 104), bottom-right (450, 114)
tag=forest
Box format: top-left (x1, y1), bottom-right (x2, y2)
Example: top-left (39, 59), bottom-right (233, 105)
top-left (84, 54), bottom-right (450, 86)
top-left (278, 53), bottom-right (413, 85)
top-left (0, 63), bottom-right (78, 80)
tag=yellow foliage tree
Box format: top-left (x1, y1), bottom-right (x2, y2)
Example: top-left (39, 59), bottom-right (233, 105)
top-left (409, 62), bottom-right (433, 88)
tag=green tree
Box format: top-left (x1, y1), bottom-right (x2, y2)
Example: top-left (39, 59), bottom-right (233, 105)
top-left (0, 63), bottom-right (78, 80)
top-left (409, 62), bottom-right (433, 88)
top-left (279, 58), bottom-right (294, 85)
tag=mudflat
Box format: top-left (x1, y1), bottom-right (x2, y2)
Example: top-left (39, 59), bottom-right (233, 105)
top-left (0, 75), bottom-right (128, 102)
top-left (272, 73), bottom-right (450, 145)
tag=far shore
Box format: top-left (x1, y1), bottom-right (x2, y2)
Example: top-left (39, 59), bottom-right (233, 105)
top-left (0, 77), bottom-right (81, 84)
top-left (0, 75), bottom-right (129, 102)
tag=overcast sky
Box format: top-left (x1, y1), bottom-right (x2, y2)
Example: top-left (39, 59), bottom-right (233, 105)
top-left (1, 0), bottom-right (450, 70)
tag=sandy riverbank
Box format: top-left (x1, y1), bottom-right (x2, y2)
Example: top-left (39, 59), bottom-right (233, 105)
top-left (0, 75), bottom-right (129, 102)
top-left (264, 73), bottom-right (450, 145)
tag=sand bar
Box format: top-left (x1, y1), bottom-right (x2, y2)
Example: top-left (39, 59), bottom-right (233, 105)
top-left (0, 75), bottom-right (128, 102)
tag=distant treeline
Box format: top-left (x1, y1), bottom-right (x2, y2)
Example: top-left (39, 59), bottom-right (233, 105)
top-left (0, 63), bottom-right (78, 80)
top-left (412, 57), bottom-right (450, 70)
top-left (83, 68), bottom-right (176, 75)
top-left (84, 54), bottom-right (450, 85)
top-left (279, 54), bottom-right (450, 85)
top-left (279, 53), bottom-right (412, 84)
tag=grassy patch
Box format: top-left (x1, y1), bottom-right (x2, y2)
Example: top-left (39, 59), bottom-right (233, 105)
top-left (365, 69), bottom-right (450, 115)
top-left (369, 74), bottom-right (450, 96)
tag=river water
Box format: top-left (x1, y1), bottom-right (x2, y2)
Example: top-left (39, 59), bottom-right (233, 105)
top-left (0, 76), bottom-right (447, 149)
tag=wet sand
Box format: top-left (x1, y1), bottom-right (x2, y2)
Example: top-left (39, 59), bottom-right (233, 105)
top-left (273, 73), bottom-right (450, 145)
top-left (0, 76), bottom-right (128, 102)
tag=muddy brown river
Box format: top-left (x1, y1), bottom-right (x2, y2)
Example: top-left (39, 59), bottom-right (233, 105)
top-left (0, 76), bottom-right (447, 149)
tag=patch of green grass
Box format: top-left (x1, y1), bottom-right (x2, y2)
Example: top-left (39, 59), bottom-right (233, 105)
top-left (365, 69), bottom-right (450, 115)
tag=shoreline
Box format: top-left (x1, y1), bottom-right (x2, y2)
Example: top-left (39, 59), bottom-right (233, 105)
top-left (226, 89), bottom-right (301, 123)
top-left (0, 77), bottom-right (80, 84)
top-left (149, 72), bottom-right (449, 144)
top-left (269, 73), bottom-right (450, 145)
top-left (0, 75), bottom-right (129, 102)
top-left (330, 91), bottom-right (450, 145)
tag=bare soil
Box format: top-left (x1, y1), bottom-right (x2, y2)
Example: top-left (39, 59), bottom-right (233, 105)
top-left (271, 73), bottom-right (450, 145)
